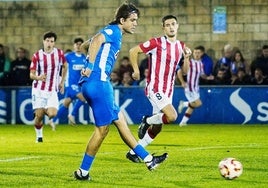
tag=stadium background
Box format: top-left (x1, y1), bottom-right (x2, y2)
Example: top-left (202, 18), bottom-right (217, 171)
top-left (0, 0), bottom-right (267, 125)
top-left (0, 0), bottom-right (267, 66)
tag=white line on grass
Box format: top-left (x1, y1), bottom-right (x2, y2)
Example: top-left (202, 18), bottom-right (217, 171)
top-left (183, 143), bottom-right (261, 151)
top-left (0, 156), bottom-right (41, 162)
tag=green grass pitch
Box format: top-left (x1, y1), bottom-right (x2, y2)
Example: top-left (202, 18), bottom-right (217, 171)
top-left (0, 124), bottom-right (267, 188)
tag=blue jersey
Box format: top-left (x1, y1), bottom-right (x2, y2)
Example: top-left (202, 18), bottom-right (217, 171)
top-left (80, 24), bottom-right (122, 83)
top-left (65, 52), bottom-right (86, 87)
top-left (80, 24), bottom-right (122, 126)
top-left (65, 52), bottom-right (86, 99)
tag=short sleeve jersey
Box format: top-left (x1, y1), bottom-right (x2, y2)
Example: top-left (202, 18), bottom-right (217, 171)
top-left (139, 36), bottom-right (185, 97)
top-left (83, 24), bottom-right (122, 82)
top-left (65, 52), bottom-right (86, 87)
top-left (30, 48), bottom-right (66, 92)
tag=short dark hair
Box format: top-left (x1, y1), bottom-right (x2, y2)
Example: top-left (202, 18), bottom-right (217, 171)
top-left (195, 45), bottom-right (205, 52)
top-left (109, 2), bottom-right (140, 25)
top-left (262, 45), bottom-right (268, 50)
top-left (162, 15), bottom-right (177, 26)
top-left (43, 31), bottom-right (57, 41)
top-left (74, 37), bottom-right (84, 44)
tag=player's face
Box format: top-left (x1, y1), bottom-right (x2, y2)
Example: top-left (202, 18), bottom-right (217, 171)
top-left (122, 13), bottom-right (139, 34)
top-left (43, 37), bottom-right (55, 53)
top-left (163, 18), bottom-right (179, 38)
top-left (74, 42), bottom-right (83, 53)
top-left (193, 49), bottom-right (202, 60)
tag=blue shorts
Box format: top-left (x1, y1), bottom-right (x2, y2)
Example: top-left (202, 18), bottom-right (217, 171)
top-left (81, 80), bottom-right (119, 126)
top-left (65, 85), bottom-right (82, 100)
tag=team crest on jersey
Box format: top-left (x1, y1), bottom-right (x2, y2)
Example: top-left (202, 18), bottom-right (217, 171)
top-left (104, 29), bottom-right (113, 35)
top-left (143, 41), bottom-right (150, 48)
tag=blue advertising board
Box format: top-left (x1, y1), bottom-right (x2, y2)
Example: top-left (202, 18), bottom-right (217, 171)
top-left (0, 86), bottom-right (267, 125)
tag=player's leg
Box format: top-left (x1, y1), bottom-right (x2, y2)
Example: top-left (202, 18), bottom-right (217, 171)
top-left (33, 108), bottom-right (46, 143)
top-left (32, 89), bottom-right (47, 142)
top-left (45, 91), bottom-right (60, 130)
top-left (138, 93), bottom-right (176, 139)
top-left (51, 97), bottom-right (71, 122)
top-left (74, 125), bottom-right (109, 180)
top-left (127, 94), bottom-right (175, 163)
top-left (74, 81), bottom-right (111, 180)
top-left (68, 92), bottom-right (86, 125)
top-left (180, 97), bottom-right (202, 126)
top-left (114, 111), bottom-right (168, 170)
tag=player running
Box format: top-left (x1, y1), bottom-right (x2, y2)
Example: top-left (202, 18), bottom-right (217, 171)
top-left (126, 15), bottom-right (191, 162)
top-left (73, 2), bottom-right (167, 181)
top-left (30, 31), bottom-right (67, 142)
top-left (49, 37), bottom-right (87, 129)
top-left (177, 46), bottom-right (214, 126)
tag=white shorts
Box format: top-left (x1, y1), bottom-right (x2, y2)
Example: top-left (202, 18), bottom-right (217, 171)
top-left (147, 91), bottom-right (172, 114)
top-left (31, 88), bottom-right (59, 110)
top-left (185, 89), bottom-right (200, 103)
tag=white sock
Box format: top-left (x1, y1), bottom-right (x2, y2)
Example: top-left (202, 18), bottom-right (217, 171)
top-left (80, 169), bottom-right (88, 176)
top-left (138, 132), bottom-right (154, 148)
top-left (143, 154), bottom-right (153, 163)
top-left (183, 101), bottom-right (189, 107)
top-left (129, 132), bottom-right (154, 155)
top-left (147, 113), bottom-right (163, 124)
top-left (35, 127), bottom-right (43, 138)
top-left (180, 116), bottom-right (189, 124)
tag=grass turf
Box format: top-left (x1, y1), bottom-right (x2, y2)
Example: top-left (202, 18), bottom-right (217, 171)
top-left (0, 124), bottom-right (267, 188)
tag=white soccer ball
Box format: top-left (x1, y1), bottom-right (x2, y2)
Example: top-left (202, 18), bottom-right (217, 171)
top-left (218, 157), bottom-right (243, 180)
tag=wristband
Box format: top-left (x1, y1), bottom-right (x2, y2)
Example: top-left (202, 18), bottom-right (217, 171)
top-left (85, 59), bottom-right (94, 70)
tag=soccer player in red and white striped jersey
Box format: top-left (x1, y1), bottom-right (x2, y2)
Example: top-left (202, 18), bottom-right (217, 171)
top-left (177, 46), bottom-right (214, 126)
top-left (126, 15), bottom-right (191, 162)
top-left (30, 31), bottom-right (67, 142)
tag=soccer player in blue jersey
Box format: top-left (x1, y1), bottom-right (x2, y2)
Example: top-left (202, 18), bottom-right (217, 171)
top-left (49, 38), bottom-right (87, 130)
top-left (73, 2), bottom-right (168, 181)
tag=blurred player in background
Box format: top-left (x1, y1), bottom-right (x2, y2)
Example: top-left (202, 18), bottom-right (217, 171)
top-left (30, 31), bottom-right (67, 142)
top-left (73, 2), bottom-right (167, 181)
top-left (126, 15), bottom-right (191, 163)
top-left (49, 37), bottom-right (87, 129)
top-left (177, 46), bottom-right (214, 126)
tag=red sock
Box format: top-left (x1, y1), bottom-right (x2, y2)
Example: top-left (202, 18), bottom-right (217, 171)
top-left (35, 124), bottom-right (43, 129)
top-left (147, 127), bottom-right (157, 139)
top-left (162, 114), bottom-right (169, 124)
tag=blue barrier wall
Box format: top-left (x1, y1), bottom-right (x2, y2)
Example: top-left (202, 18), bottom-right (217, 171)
top-left (0, 86), bottom-right (267, 125)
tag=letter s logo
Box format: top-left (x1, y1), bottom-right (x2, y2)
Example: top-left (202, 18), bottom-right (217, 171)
top-left (230, 88), bottom-right (253, 124)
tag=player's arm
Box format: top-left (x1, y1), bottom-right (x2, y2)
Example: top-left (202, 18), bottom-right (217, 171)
top-left (80, 39), bottom-right (91, 54)
top-left (129, 45), bottom-right (143, 80)
top-left (177, 68), bottom-right (186, 88)
top-left (81, 33), bottom-right (105, 77)
top-left (30, 69), bottom-right (46, 81)
top-left (59, 62), bottom-right (68, 94)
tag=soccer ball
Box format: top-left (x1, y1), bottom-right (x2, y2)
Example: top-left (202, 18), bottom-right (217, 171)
top-left (218, 157), bottom-right (243, 180)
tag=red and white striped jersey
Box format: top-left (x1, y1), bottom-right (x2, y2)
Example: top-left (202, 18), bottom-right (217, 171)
top-left (30, 48), bottom-right (66, 92)
top-left (140, 36), bottom-right (185, 97)
top-left (186, 59), bottom-right (204, 92)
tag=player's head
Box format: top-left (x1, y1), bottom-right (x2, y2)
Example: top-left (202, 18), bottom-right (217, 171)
top-left (162, 15), bottom-right (177, 26)
top-left (109, 2), bottom-right (140, 34)
top-left (43, 31), bottom-right (57, 52)
top-left (74, 37), bottom-right (84, 44)
top-left (162, 15), bottom-right (179, 38)
top-left (193, 46), bottom-right (202, 60)
top-left (73, 37), bottom-right (84, 52)
top-left (43, 31), bottom-right (57, 41)
top-left (262, 45), bottom-right (268, 58)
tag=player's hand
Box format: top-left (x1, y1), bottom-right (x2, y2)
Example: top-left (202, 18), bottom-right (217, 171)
top-left (181, 82), bottom-right (187, 88)
top-left (81, 68), bottom-right (91, 77)
top-left (38, 74), bottom-right (46, 81)
top-left (59, 83), bottom-right (65, 94)
top-left (183, 47), bottom-right (192, 58)
top-left (207, 75), bottom-right (215, 80)
top-left (132, 72), bottom-right (140, 80)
